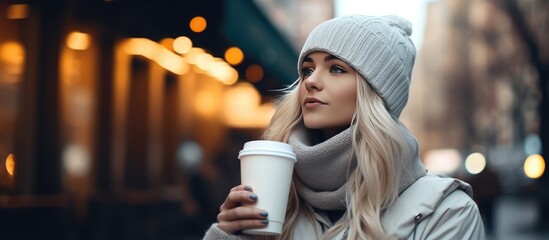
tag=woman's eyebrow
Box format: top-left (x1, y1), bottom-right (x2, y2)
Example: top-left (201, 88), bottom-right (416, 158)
top-left (302, 55), bottom-right (339, 64)
top-left (324, 54), bottom-right (339, 62)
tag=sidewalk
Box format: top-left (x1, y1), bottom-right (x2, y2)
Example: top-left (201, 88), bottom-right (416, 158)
top-left (489, 195), bottom-right (549, 240)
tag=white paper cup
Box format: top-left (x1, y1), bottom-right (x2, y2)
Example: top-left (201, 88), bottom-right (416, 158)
top-left (238, 140), bottom-right (296, 235)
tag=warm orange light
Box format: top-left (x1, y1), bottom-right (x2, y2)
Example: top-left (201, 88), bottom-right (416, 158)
top-left (195, 53), bottom-right (214, 71)
top-left (524, 154), bottom-right (545, 179)
top-left (190, 16), bottom-right (207, 33)
top-left (7, 4), bottom-right (28, 19)
top-left (210, 64), bottom-right (238, 85)
top-left (225, 82), bottom-right (260, 109)
top-left (66, 31), bottom-right (91, 50)
top-left (194, 85), bottom-right (222, 118)
top-left (173, 36), bottom-right (192, 54)
top-left (123, 38), bottom-right (189, 75)
top-left (223, 82), bottom-right (275, 128)
top-left (156, 48), bottom-right (190, 75)
top-left (160, 38), bottom-right (174, 51)
top-left (184, 47), bottom-right (205, 64)
top-left (0, 41), bottom-right (24, 64)
top-left (124, 38), bottom-right (157, 56)
top-left (246, 64), bottom-right (263, 82)
top-left (0, 41), bottom-right (25, 79)
top-left (224, 47), bottom-right (244, 66)
top-left (5, 153), bottom-right (15, 176)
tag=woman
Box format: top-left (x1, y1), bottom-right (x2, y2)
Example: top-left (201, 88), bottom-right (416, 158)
top-left (204, 15), bottom-right (485, 239)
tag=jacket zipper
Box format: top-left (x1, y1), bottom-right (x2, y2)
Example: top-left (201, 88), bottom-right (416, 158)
top-left (412, 213), bottom-right (422, 240)
top-left (341, 227), bottom-right (349, 240)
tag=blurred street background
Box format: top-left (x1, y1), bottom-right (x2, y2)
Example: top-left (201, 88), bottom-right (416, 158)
top-left (0, 0), bottom-right (548, 239)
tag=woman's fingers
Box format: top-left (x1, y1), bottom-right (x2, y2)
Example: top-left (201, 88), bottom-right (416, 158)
top-left (231, 185), bottom-right (253, 192)
top-left (219, 185), bottom-right (256, 212)
top-left (217, 205), bottom-right (269, 234)
top-left (217, 218), bottom-right (269, 234)
top-left (216, 185), bottom-right (270, 234)
top-left (218, 205), bottom-right (269, 222)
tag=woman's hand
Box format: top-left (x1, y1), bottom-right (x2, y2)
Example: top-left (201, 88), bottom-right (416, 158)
top-left (217, 185), bottom-right (269, 234)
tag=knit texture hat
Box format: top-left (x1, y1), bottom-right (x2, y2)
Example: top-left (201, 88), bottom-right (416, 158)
top-left (298, 15), bottom-right (416, 118)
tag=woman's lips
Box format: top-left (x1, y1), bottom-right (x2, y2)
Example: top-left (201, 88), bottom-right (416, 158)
top-left (303, 97), bottom-right (326, 108)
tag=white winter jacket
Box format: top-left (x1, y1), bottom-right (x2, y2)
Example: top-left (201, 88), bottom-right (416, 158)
top-left (203, 174), bottom-right (486, 239)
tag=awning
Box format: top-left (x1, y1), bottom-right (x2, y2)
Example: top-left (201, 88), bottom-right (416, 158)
top-left (222, 0), bottom-right (298, 85)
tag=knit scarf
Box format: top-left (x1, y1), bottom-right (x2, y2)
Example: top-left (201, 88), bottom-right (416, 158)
top-left (288, 121), bottom-right (427, 210)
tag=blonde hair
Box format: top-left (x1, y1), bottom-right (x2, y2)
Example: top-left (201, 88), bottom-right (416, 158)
top-left (261, 73), bottom-right (407, 240)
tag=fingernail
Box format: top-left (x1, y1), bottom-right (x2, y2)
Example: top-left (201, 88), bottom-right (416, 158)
top-left (249, 193), bottom-right (257, 200)
top-left (244, 186), bottom-right (252, 191)
top-left (260, 219), bottom-right (269, 225)
top-left (259, 211), bottom-right (268, 217)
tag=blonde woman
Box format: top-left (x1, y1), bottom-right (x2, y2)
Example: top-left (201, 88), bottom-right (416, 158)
top-left (204, 15), bottom-right (485, 239)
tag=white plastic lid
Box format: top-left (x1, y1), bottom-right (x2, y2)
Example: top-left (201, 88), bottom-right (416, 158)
top-left (238, 140), bottom-right (296, 161)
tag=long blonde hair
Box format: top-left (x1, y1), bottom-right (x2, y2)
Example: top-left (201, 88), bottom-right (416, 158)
top-left (261, 74), bottom-right (407, 240)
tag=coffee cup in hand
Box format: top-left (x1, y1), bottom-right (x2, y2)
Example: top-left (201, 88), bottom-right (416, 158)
top-left (238, 140), bottom-right (296, 235)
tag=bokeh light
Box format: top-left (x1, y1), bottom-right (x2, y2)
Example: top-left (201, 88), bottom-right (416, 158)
top-left (210, 65), bottom-right (238, 85)
top-left (423, 148), bottom-right (462, 174)
top-left (7, 4), bottom-right (28, 19)
top-left (123, 38), bottom-right (189, 75)
top-left (62, 144), bottom-right (91, 177)
top-left (524, 154), bottom-right (545, 179)
top-left (189, 16), bottom-right (207, 33)
top-left (184, 47), bottom-right (205, 64)
top-left (5, 153), bottom-right (15, 176)
top-left (0, 41), bottom-right (25, 79)
top-left (193, 86), bottom-right (222, 118)
top-left (173, 36), bottom-right (192, 54)
top-left (222, 82), bottom-right (275, 128)
top-left (177, 141), bottom-right (203, 172)
top-left (465, 152), bottom-right (486, 174)
top-left (224, 47), bottom-right (244, 66)
top-left (195, 53), bottom-right (214, 71)
top-left (245, 64), bottom-right (264, 82)
top-left (224, 82), bottom-right (260, 110)
top-left (66, 31), bottom-right (91, 50)
top-left (160, 38), bottom-right (174, 51)
top-left (0, 41), bottom-right (24, 64)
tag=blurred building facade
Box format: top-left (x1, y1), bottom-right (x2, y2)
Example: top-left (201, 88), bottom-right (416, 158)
top-left (402, 0), bottom-right (549, 234)
top-left (405, 0), bottom-right (545, 189)
top-left (0, 0), bottom-right (307, 239)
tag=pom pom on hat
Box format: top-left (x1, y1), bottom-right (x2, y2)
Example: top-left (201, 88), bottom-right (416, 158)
top-left (382, 15), bottom-right (413, 36)
top-left (298, 15), bottom-right (417, 118)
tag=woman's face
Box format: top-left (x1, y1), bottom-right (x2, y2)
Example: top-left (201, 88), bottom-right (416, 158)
top-left (299, 51), bottom-right (357, 132)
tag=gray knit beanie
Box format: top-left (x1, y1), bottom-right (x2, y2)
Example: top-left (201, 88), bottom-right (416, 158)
top-left (298, 15), bottom-right (416, 118)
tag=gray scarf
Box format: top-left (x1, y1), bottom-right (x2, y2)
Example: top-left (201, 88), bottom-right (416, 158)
top-left (288, 121), bottom-right (426, 210)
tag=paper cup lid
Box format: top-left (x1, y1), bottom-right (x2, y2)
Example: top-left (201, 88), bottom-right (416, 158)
top-left (238, 140), bottom-right (296, 161)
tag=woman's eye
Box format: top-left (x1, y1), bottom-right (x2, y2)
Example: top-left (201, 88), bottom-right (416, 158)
top-left (330, 66), bottom-right (346, 74)
top-left (300, 68), bottom-right (314, 78)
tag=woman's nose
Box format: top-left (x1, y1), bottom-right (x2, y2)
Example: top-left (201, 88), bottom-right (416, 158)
top-left (303, 73), bottom-right (322, 91)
